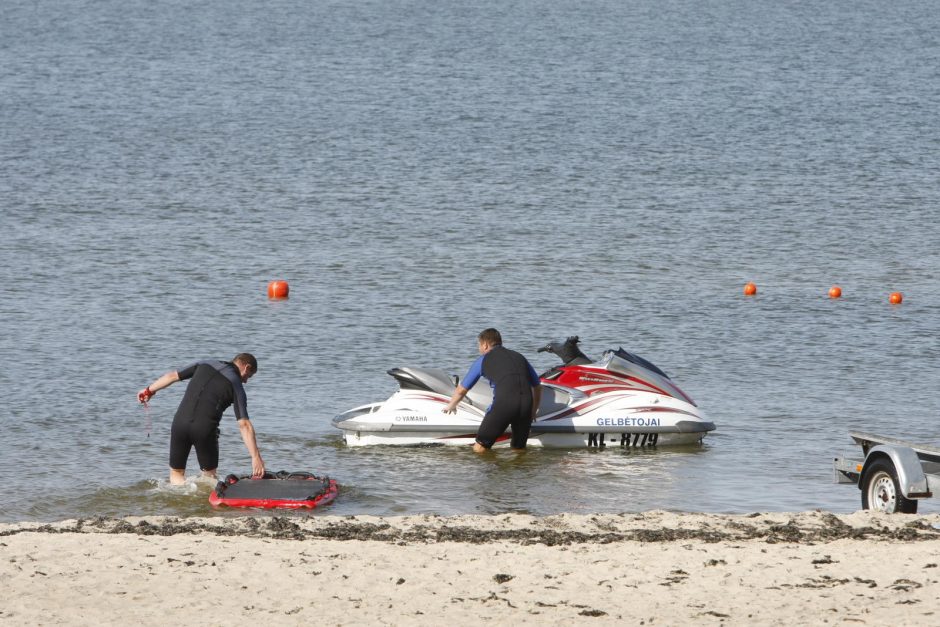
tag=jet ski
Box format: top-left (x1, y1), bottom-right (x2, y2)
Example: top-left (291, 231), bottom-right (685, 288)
top-left (536, 336), bottom-right (696, 404)
top-left (332, 336), bottom-right (714, 448)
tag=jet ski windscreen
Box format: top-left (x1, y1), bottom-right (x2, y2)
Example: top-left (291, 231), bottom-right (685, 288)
top-left (611, 348), bottom-right (670, 379)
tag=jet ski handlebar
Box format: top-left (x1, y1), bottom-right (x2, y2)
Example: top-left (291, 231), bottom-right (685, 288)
top-left (538, 336), bottom-right (591, 366)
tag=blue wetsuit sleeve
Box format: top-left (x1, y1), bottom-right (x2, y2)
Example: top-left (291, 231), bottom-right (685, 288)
top-left (214, 362), bottom-right (248, 420)
top-left (231, 380), bottom-right (249, 420)
top-left (527, 361), bottom-right (540, 387)
top-left (460, 355), bottom-right (485, 390)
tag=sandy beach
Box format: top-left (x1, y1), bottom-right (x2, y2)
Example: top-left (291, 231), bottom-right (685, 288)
top-left (3, 511), bottom-right (940, 625)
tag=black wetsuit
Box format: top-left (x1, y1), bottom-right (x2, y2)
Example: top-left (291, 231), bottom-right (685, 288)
top-left (460, 346), bottom-right (540, 449)
top-left (169, 360), bottom-right (248, 471)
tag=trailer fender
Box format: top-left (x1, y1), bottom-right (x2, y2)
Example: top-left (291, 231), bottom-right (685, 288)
top-left (861, 445), bottom-right (931, 499)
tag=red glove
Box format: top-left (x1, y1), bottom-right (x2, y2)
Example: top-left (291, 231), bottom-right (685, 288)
top-left (138, 387), bottom-right (155, 403)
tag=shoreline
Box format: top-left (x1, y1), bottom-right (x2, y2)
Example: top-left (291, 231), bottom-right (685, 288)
top-left (4, 509), bottom-right (940, 544)
top-left (4, 511), bottom-right (940, 625)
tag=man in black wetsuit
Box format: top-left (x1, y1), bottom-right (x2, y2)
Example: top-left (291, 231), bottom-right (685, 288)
top-left (137, 353), bottom-right (265, 485)
top-left (443, 329), bottom-right (542, 453)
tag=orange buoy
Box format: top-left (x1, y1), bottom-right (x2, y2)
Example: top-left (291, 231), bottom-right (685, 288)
top-left (267, 280), bottom-right (289, 299)
top-left (743, 282), bottom-right (757, 296)
top-left (828, 286), bottom-right (842, 299)
top-left (889, 291), bottom-right (903, 305)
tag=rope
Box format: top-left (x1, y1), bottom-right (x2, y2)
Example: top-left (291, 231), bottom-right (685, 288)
top-left (142, 400), bottom-right (152, 438)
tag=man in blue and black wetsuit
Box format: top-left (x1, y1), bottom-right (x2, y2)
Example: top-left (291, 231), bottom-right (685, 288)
top-left (443, 329), bottom-right (542, 453)
top-left (137, 353), bottom-right (265, 485)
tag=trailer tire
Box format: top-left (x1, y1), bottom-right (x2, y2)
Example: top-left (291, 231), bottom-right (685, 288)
top-left (861, 458), bottom-right (918, 514)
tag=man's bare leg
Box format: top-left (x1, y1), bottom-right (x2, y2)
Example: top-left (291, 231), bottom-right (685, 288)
top-left (169, 468), bottom-right (186, 485)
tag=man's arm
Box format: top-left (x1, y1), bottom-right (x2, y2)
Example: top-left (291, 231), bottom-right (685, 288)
top-left (443, 385), bottom-right (470, 414)
top-left (445, 356), bottom-right (484, 414)
top-left (531, 384), bottom-right (542, 421)
top-left (137, 371), bottom-right (181, 403)
top-left (525, 360), bottom-right (542, 421)
top-left (237, 418), bottom-right (265, 477)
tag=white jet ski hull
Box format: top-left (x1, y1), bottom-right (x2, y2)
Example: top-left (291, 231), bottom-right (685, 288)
top-left (333, 383), bottom-right (713, 449)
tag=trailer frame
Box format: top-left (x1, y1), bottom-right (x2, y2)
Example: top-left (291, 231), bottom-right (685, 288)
top-left (833, 431), bottom-right (940, 514)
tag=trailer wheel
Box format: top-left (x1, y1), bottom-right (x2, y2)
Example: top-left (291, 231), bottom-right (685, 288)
top-left (861, 458), bottom-right (918, 514)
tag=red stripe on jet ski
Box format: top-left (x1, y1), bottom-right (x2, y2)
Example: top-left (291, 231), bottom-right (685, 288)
top-left (596, 373), bottom-right (693, 404)
top-left (537, 394), bottom-right (700, 423)
top-left (413, 393), bottom-right (447, 402)
top-left (538, 395), bottom-right (621, 422)
top-left (435, 433), bottom-right (511, 443)
top-left (558, 368), bottom-right (695, 405)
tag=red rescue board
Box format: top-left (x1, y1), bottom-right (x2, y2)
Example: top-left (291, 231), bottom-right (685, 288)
top-left (209, 471), bottom-right (338, 509)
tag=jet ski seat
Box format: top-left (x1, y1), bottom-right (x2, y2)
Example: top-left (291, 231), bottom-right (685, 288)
top-left (388, 366), bottom-right (581, 414)
top-left (390, 367), bottom-right (458, 396)
top-left (389, 366), bottom-right (495, 410)
top-left (464, 379), bottom-right (495, 410)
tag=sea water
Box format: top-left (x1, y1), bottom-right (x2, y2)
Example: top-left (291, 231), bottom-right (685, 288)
top-left (1, 0), bottom-right (939, 522)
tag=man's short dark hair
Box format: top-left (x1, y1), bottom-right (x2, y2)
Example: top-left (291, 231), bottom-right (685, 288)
top-left (478, 328), bottom-right (502, 346)
top-left (233, 353), bottom-right (258, 373)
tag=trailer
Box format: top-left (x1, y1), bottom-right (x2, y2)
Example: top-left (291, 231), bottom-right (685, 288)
top-left (833, 431), bottom-right (940, 514)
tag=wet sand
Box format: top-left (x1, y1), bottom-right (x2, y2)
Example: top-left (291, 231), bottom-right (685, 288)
top-left (3, 511), bottom-right (940, 625)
